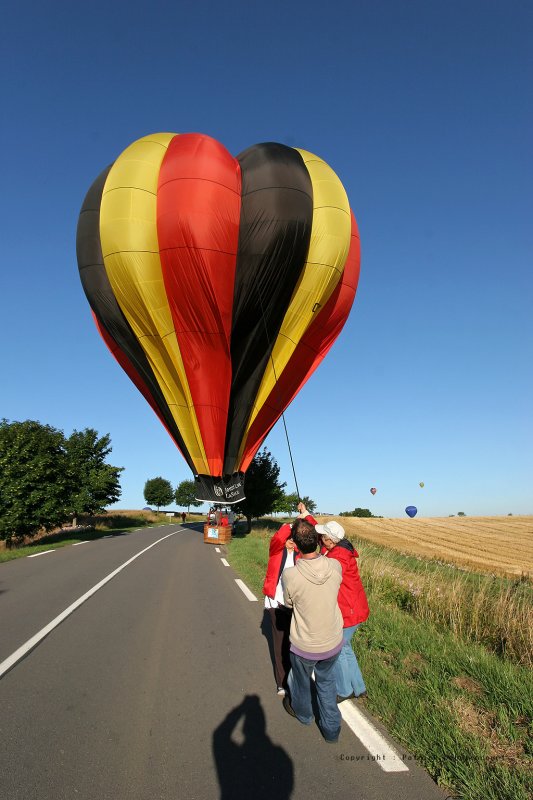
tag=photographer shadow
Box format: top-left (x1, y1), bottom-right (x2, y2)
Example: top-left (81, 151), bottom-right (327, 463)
top-left (212, 694), bottom-right (293, 800)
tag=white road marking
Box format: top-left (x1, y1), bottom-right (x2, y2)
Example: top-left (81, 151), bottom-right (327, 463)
top-left (27, 550), bottom-right (56, 558)
top-left (72, 541), bottom-right (89, 546)
top-left (0, 531), bottom-right (179, 680)
top-left (235, 579), bottom-right (258, 601)
top-left (220, 558), bottom-right (230, 567)
top-left (215, 547), bottom-right (221, 553)
top-left (339, 701), bottom-right (410, 773)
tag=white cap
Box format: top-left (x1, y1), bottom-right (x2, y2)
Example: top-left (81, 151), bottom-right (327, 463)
top-left (315, 520), bottom-right (345, 542)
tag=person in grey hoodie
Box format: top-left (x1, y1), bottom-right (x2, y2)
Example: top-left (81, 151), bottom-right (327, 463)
top-left (281, 518), bottom-right (343, 743)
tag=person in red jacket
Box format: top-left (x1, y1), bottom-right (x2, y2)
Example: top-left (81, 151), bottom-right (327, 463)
top-left (315, 519), bottom-right (369, 701)
top-left (262, 503), bottom-right (317, 696)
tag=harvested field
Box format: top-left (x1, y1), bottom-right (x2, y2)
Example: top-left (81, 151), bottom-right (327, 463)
top-left (315, 515), bottom-right (533, 578)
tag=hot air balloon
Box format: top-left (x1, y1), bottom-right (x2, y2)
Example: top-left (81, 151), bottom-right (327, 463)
top-left (419, 482), bottom-right (425, 488)
top-left (370, 487), bottom-right (377, 495)
top-left (76, 133), bottom-right (360, 503)
top-left (405, 506), bottom-right (417, 518)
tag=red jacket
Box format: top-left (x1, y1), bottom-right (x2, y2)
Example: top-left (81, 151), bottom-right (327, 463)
top-left (325, 539), bottom-right (369, 627)
top-left (262, 515), bottom-right (317, 598)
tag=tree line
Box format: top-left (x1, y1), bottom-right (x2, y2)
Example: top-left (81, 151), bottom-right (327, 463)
top-left (0, 419), bottom-right (123, 544)
top-left (2, 418), bottom-right (376, 546)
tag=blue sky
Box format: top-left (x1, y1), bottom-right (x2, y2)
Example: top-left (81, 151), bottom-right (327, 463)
top-left (1, 0), bottom-right (531, 517)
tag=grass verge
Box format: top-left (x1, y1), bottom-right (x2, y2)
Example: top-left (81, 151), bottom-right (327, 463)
top-left (353, 537), bottom-right (533, 668)
top-left (226, 525), bottom-right (533, 800)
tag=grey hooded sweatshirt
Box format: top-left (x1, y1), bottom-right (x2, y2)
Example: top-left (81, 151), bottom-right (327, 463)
top-left (282, 555), bottom-right (343, 655)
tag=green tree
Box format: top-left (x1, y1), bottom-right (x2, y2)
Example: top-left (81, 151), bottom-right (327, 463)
top-left (273, 491), bottom-right (299, 515)
top-left (65, 429), bottom-right (123, 524)
top-left (144, 477), bottom-right (174, 513)
top-left (175, 479), bottom-right (203, 512)
top-left (339, 507), bottom-right (374, 518)
top-left (0, 419), bottom-right (73, 543)
top-left (234, 448), bottom-right (286, 533)
top-left (273, 491), bottom-right (317, 516)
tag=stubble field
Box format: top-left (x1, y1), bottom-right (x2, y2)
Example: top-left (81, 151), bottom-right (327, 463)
top-left (317, 515), bottom-right (533, 578)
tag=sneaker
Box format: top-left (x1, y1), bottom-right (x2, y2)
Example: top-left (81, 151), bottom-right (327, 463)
top-left (277, 687), bottom-right (286, 696)
top-left (355, 691), bottom-right (367, 700)
top-left (282, 696), bottom-right (297, 718)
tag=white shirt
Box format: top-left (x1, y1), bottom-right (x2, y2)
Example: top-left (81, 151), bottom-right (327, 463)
top-left (264, 550), bottom-right (295, 609)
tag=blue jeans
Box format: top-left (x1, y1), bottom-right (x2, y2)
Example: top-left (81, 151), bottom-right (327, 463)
top-left (288, 651), bottom-right (341, 742)
top-left (335, 624), bottom-right (366, 698)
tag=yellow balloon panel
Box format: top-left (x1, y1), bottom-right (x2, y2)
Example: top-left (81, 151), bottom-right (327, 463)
top-left (99, 134), bottom-right (209, 473)
top-left (100, 189), bottom-right (159, 255)
top-left (104, 137), bottom-right (173, 192)
top-left (306, 206), bottom-right (351, 268)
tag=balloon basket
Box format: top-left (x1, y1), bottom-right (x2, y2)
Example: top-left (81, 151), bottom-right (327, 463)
top-left (203, 524), bottom-right (232, 545)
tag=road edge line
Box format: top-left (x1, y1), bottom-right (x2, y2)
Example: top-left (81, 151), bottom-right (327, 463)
top-left (339, 701), bottom-right (410, 773)
top-left (234, 579), bottom-right (258, 601)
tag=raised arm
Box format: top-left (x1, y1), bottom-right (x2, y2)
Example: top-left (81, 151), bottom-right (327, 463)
top-left (297, 501), bottom-right (317, 526)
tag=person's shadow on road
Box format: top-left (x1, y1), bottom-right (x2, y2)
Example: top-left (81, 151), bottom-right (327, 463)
top-left (213, 694), bottom-right (293, 800)
top-left (260, 609), bottom-right (277, 684)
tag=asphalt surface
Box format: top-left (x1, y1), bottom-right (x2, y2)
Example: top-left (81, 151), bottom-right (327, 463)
top-left (0, 524), bottom-right (451, 800)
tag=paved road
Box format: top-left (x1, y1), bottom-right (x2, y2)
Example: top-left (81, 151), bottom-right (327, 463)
top-left (0, 524), bottom-right (450, 800)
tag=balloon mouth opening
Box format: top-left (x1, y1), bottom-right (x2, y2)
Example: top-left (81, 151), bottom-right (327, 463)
top-left (195, 473), bottom-right (245, 504)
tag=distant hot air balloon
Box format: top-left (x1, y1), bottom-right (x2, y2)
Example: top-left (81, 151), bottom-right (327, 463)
top-left (405, 506), bottom-right (417, 518)
top-left (370, 487), bottom-right (377, 495)
top-left (419, 482), bottom-right (425, 488)
top-left (76, 133), bottom-right (360, 503)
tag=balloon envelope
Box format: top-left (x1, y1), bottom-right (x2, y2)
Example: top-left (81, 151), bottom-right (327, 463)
top-left (419, 482), bottom-right (425, 488)
top-left (405, 506), bottom-right (418, 518)
top-left (77, 133), bottom-right (360, 503)
top-left (370, 487), bottom-right (377, 495)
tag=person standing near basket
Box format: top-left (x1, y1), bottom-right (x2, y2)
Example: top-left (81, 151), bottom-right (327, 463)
top-left (315, 520), bottom-right (369, 701)
top-left (262, 502), bottom-right (317, 696)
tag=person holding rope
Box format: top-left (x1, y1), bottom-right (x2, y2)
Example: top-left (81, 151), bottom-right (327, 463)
top-left (281, 519), bottom-right (343, 743)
